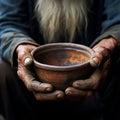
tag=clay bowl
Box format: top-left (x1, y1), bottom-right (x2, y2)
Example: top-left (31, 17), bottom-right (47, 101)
top-left (31, 43), bottom-right (95, 90)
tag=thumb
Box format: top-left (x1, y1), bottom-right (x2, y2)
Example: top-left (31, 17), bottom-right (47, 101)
top-left (90, 56), bottom-right (100, 68)
top-left (23, 56), bottom-right (33, 66)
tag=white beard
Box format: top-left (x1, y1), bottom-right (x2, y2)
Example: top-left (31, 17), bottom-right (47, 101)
top-left (35, 0), bottom-right (88, 43)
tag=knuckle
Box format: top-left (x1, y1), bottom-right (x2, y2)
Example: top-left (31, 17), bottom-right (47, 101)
top-left (26, 82), bottom-right (33, 91)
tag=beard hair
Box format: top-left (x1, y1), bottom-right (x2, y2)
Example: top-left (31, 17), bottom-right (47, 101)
top-left (35, 0), bottom-right (88, 43)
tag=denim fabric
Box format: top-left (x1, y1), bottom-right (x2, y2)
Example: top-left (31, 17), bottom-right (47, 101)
top-left (0, 0), bottom-right (120, 64)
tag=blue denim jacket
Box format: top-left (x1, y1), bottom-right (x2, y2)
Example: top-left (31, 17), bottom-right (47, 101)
top-left (0, 0), bottom-right (120, 65)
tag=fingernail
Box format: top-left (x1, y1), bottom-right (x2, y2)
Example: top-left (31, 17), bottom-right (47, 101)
top-left (65, 90), bottom-right (71, 95)
top-left (90, 57), bottom-right (100, 67)
top-left (46, 87), bottom-right (52, 91)
top-left (24, 57), bottom-right (32, 66)
top-left (57, 93), bottom-right (64, 98)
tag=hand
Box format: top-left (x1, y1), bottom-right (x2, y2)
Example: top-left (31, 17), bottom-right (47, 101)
top-left (64, 37), bottom-right (117, 100)
top-left (16, 44), bottom-right (64, 101)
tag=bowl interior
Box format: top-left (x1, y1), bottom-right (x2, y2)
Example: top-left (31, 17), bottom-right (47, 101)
top-left (32, 43), bottom-right (94, 68)
top-left (34, 48), bottom-right (90, 66)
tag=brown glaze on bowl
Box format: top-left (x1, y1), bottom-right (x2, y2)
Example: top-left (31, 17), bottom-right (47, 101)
top-left (31, 43), bottom-right (95, 90)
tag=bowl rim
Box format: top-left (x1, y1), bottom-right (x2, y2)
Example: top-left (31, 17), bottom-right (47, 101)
top-left (31, 43), bottom-right (95, 71)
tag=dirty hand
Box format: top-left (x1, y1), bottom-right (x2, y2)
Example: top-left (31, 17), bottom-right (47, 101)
top-left (16, 44), bottom-right (64, 101)
top-left (65, 37), bottom-right (117, 100)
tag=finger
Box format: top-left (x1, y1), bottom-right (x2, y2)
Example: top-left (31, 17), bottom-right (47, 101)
top-left (16, 44), bottom-right (37, 67)
top-left (18, 51), bottom-right (33, 67)
top-left (103, 58), bottom-right (111, 70)
top-left (17, 66), bottom-right (53, 92)
top-left (65, 87), bottom-right (93, 97)
top-left (33, 90), bottom-right (65, 101)
top-left (72, 69), bottom-right (101, 90)
top-left (90, 47), bottom-right (105, 67)
top-left (30, 80), bottom-right (53, 92)
top-left (23, 57), bottom-right (33, 66)
top-left (92, 46), bottom-right (110, 65)
top-left (90, 56), bottom-right (100, 68)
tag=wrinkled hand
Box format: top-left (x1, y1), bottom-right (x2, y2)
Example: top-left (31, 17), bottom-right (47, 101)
top-left (16, 44), bottom-right (64, 101)
top-left (65, 37), bottom-right (117, 100)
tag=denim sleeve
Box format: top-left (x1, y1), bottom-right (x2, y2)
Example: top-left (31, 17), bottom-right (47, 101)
top-left (0, 0), bottom-right (38, 65)
top-left (91, 0), bottom-right (120, 47)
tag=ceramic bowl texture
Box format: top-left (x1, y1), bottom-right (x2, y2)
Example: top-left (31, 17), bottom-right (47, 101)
top-left (31, 43), bottom-right (95, 90)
